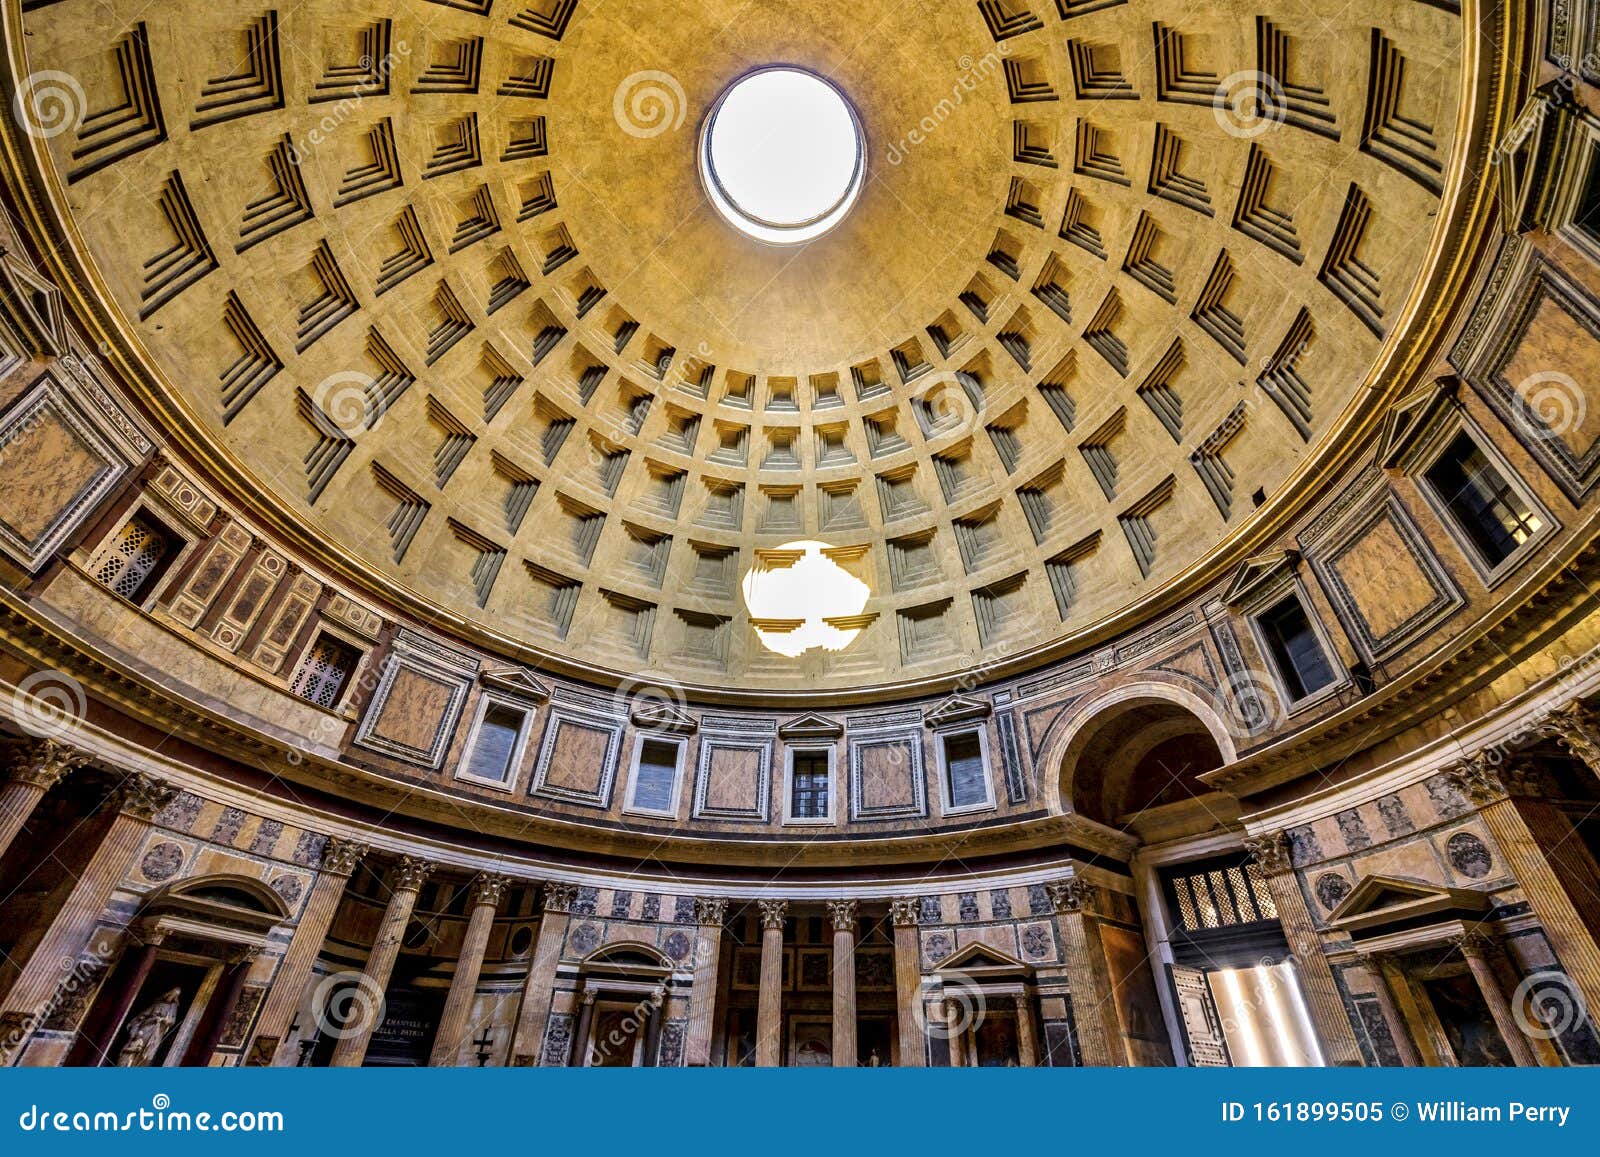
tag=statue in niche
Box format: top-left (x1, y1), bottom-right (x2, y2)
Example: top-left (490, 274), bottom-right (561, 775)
top-left (116, 988), bottom-right (182, 1067)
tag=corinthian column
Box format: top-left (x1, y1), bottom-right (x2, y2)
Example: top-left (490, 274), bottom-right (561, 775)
top-left (328, 855), bottom-right (434, 1067)
top-left (685, 897), bottom-right (728, 1066)
top-left (1535, 701), bottom-right (1600, 782)
top-left (1453, 932), bottom-right (1539, 1067)
top-left (828, 899), bottom-right (858, 1067)
top-left (889, 898), bottom-right (924, 1067)
top-left (1047, 878), bottom-right (1118, 1066)
top-left (755, 899), bottom-right (787, 1067)
top-left (250, 836), bottom-right (367, 1065)
top-left (1243, 831), bottom-right (1365, 1066)
top-left (0, 740), bottom-right (85, 860)
top-left (429, 871), bottom-right (511, 1066)
top-left (0, 772), bottom-right (176, 1062)
top-left (1449, 757), bottom-right (1600, 1021)
top-left (1357, 953), bottom-right (1421, 1067)
top-left (509, 882), bottom-right (576, 1065)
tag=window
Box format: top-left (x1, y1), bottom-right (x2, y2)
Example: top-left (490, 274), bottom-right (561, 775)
top-left (1164, 859), bottom-right (1280, 933)
top-left (290, 632), bottom-right (360, 708)
top-left (93, 511), bottom-right (179, 604)
top-left (627, 737), bottom-right (683, 816)
top-left (1257, 596), bottom-right (1336, 702)
top-left (1423, 431), bottom-right (1544, 569)
top-left (462, 702), bottom-right (528, 786)
top-left (789, 750), bottom-right (830, 820)
top-left (941, 730), bottom-right (992, 811)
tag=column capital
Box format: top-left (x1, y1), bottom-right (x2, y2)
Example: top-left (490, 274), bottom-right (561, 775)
top-left (1243, 830), bottom-right (1294, 875)
top-left (1535, 700), bottom-right (1600, 768)
top-left (1046, 877), bottom-right (1096, 915)
top-left (4, 738), bottom-right (87, 791)
top-left (541, 882), bottom-right (578, 914)
top-left (1356, 949), bottom-right (1395, 970)
top-left (889, 897), bottom-right (920, 927)
top-left (693, 896), bottom-right (729, 926)
top-left (581, 988), bottom-right (598, 1006)
top-left (827, 899), bottom-right (859, 933)
top-left (1451, 930), bottom-right (1495, 959)
top-left (1449, 756), bottom-right (1515, 807)
top-left (385, 854), bottom-right (435, 893)
top-left (109, 772), bottom-right (178, 821)
top-left (469, 871), bottom-right (514, 909)
top-left (757, 898), bottom-right (788, 930)
top-left (319, 837), bottom-right (368, 877)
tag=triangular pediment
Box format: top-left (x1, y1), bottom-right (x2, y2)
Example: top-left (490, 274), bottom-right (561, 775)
top-left (1376, 377), bottom-right (1460, 470)
top-left (923, 694), bottom-right (992, 729)
top-left (1327, 874), bottom-right (1490, 933)
top-left (1221, 551), bottom-right (1299, 610)
top-left (478, 667), bottom-right (551, 702)
top-left (630, 699), bottom-right (697, 735)
top-left (777, 711), bottom-right (843, 740)
top-left (937, 941), bottom-right (1027, 975)
top-left (0, 256), bottom-right (66, 356)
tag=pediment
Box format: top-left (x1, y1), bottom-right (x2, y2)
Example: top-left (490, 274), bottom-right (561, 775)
top-left (1326, 874), bottom-right (1490, 933)
top-left (1222, 551), bottom-right (1300, 610)
top-left (936, 941), bottom-right (1027, 975)
top-left (631, 699), bottom-right (698, 735)
top-left (0, 255), bottom-right (66, 356)
top-left (923, 694), bottom-right (992, 729)
top-left (478, 667), bottom-right (552, 702)
top-left (1376, 377), bottom-right (1460, 470)
top-left (778, 711), bottom-right (843, 740)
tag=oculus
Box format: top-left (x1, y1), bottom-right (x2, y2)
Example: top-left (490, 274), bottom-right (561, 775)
top-left (699, 68), bottom-right (866, 244)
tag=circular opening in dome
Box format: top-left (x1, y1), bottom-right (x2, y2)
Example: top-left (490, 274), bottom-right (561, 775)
top-left (700, 68), bottom-right (865, 245)
top-left (742, 540), bottom-right (871, 657)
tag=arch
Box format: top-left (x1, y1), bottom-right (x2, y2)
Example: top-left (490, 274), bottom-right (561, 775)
top-left (581, 941), bottom-right (673, 973)
top-left (1043, 680), bottom-right (1238, 829)
top-left (141, 873), bottom-right (291, 922)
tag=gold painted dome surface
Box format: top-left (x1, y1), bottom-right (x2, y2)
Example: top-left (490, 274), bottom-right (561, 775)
top-left (15, 0), bottom-right (1466, 694)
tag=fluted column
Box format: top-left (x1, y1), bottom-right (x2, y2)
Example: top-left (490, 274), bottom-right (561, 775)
top-left (1453, 932), bottom-right (1539, 1067)
top-left (0, 772), bottom-right (176, 1062)
top-left (1244, 832), bottom-right (1365, 1066)
top-left (1015, 992), bottom-right (1039, 1067)
top-left (1450, 758), bottom-right (1600, 1020)
top-left (755, 899), bottom-right (787, 1067)
top-left (889, 898), bottom-right (925, 1067)
top-left (1047, 878), bottom-right (1118, 1066)
top-left (1358, 954), bottom-right (1421, 1067)
top-left (642, 987), bottom-right (665, 1067)
top-left (0, 740), bottom-right (84, 861)
top-left (685, 897), bottom-right (727, 1066)
top-left (251, 837), bottom-right (367, 1065)
top-left (509, 882), bottom-right (576, 1065)
top-left (828, 899), bottom-right (858, 1067)
top-left (429, 872), bottom-right (511, 1066)
top-left (328, 855), bottom-right (434, 1068)
top-left (561, 989), bottom-right (594, 1067)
